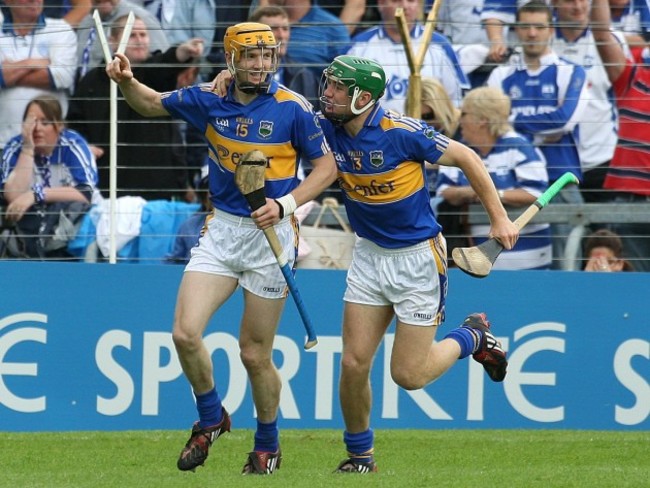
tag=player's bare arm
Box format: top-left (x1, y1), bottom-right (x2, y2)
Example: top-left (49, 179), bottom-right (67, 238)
top-left (438, 139), bottom-right (519, 250)
top-left (251, 152), bottom-right (338, 230)
top-left (105, 53), bottom-right (169, 117)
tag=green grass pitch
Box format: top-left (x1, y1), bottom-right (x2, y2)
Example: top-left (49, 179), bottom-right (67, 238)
top-left (2, 429), bottom-right (648, 487)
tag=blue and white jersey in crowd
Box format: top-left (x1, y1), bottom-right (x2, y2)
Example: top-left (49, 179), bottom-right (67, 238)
top-left (437, 0), bottom-right (488, 45)
top-left (553, 29), bottom-right (629, 171)
top-left (436, 130), bottom-right (552, 270)
top-left (161, 80), bottom-right (330, 217)
top-left (1, 128), bottom-right (98, 191)
top-left (610, 0), bottom-right (650, 38)
top-left (346, 24), bottom-right (470, 112)
top-left (319, 105), bottom-right (447, 249)
top-left (486, 51), bottom-right (588, 182)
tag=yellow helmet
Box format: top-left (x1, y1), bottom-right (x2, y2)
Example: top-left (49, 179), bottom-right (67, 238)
top-left (223, 22), bottom-right (279, 93)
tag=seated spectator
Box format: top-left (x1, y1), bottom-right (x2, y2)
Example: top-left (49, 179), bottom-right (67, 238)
top-left (0, 95), bottom-right (98, 259)
top-left (0, 0), bottom-right (77, 153)
top-left (249, 5), bottom-right (320, 105)
top-left (590, 0), bottom-right (650, 272)
top-left (76, 0), bottom-right (169, 80)
top-left (68, 15), bottom-right (202, 201)
top-left (347, 0), bottom-right (469, 112)
top-left (165, 164), bottom-right (212, 264)
top-left (583, 228), bottom-right (634, 272)
top-left (437, 86), bottom-right (552, 271)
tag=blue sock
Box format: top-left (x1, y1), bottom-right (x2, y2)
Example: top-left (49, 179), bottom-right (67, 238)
top-left (195, 388), bottom-right (223, 428)
top-left (344, 429), bottom-right (374, 459)
top-left (254, 418), bottom-right (279, 452)
top-left (444, 327), bottom-right (482, 359)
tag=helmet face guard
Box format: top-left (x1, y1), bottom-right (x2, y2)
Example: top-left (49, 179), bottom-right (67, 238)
top-left (319, 55), bottom-right (386, 125)
top-left (224, 23), bottom-right (279, 94)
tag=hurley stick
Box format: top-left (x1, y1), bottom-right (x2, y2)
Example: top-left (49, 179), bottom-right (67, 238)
top-left (395, 1), bottom-right (443, 118)
top-left (235, 150), bottom-right (318, 349)
top-left (452, 172), bottom-right (580, 278)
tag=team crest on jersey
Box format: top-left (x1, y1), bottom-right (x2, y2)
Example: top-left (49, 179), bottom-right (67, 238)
top-left (423, 126), bottom-right (436, 139)
top-left (258, 121), bottom-right (274, 138)
top-left (541, 84), bottom-right (555, 97)
top-left (369, 150), bottom-right (384, 168)
top-left (509, 86), bottom-right (522, 100)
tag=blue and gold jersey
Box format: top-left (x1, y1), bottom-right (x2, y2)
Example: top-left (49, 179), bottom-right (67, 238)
top-left (321, 105), bottom-right (448, 249)
top-left (162, 80), bottom-right (330, 216)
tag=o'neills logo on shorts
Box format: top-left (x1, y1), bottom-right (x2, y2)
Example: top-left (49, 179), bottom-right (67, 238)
top-left (413, 312), bottom-right (432, 320)
top-left (263, 286), bottom-right (281, 293)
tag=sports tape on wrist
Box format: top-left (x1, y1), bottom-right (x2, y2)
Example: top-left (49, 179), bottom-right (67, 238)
top-left (275, 193), bottom-right (297, 218)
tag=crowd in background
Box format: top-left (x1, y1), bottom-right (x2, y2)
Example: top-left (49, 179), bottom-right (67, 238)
top-left (0, 0), bottom-right (648, 270)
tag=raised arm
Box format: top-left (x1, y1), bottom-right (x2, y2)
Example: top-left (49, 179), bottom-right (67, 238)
top-left (105, 53), bottom-right (169, 117)
top-left (590, 0), bottom-right (627, 83)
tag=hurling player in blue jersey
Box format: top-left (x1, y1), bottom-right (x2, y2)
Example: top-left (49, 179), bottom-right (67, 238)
top-left (317, 56), bottom-right (519, 473)
top-left (106, 22), bottom-right (337, 475)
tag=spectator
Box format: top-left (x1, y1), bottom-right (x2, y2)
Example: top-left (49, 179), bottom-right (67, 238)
top-left (249, 5), bottom-right (320, 105)
top-left (590, 0), bottom-right (650, 271)
top-left (0, 0), bottom-right (77, 153)
top-left (583, 228), bottom-right (634, 272)
top-left (68, 15), bottom-right (201, 201)
top-left (486, 0), bottom-right (588, 269)
top-left (437, 86), bottom-right (552, 270)
top-left (0, 95), bottom-right (97, 259)
top-left (552, 0), bottom-right (630, 203)
top-left (76, 0), bottom-right (169, 80)
top-left (165, 164), bottom-right (212, 264)
top-left (142, 0), bottom-right (215, 57)
top-left (347, 0), bottom-right (469, 112)
top-left (266, 0), bottom-right (351, 74)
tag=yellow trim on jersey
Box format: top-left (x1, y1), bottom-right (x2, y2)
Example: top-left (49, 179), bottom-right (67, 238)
top-left (204, 125), bottom-right (298, 180)
top-left (379, 115), bottom-right (422, 133)
top-left (338, 162), bottom-right (425, 204)
top-left (274, 86), bottom-right (313, 112)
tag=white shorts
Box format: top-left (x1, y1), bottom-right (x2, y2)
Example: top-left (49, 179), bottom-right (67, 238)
top-left (344, 235), bottom-right (448, 326)
top-left (185, 209), bottom-right (298, 299)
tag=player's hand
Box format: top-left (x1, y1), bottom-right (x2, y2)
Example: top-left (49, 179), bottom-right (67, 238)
top-left (489, 218), bottom-right (519, 250)
top-left (251, 197), bottom-right (282, 230)
top-left (211, 69), bottom-right (233, 96)
top-left (106, 53), bottom-right (134, 85)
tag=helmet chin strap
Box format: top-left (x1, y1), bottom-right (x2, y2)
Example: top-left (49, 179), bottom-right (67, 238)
top-left (349, 87), bottom-right (375, 116)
